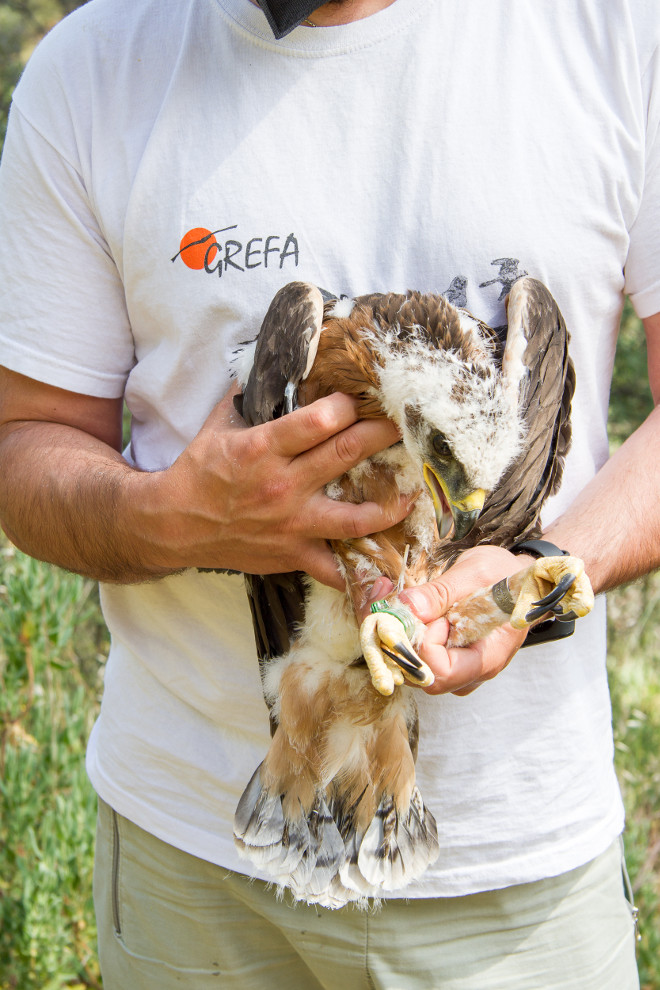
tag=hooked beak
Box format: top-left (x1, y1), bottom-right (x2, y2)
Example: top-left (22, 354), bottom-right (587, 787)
top-left (423, 464), bottom-right (486, 541)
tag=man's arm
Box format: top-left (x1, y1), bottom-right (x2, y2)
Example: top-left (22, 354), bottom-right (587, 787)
top-left (400, 311), bottom-right (660, 694)
top-left (0, 367), bottom-right (407, 589)
top-left (542, 311), bottom-right (660, 589)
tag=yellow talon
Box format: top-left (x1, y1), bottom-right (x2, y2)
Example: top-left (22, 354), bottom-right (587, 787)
top-left (360, 613), bottom-right (402, 695)
top-left (509, 556), bottom-right (595, 629)
top-left (359, 609), bottom-right (434, 695)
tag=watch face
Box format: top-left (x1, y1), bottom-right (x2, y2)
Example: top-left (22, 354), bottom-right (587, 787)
top-left (255, 0), bottom-right (321, 37)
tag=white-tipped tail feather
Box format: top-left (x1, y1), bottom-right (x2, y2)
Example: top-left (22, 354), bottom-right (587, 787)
top-left (234, 707), bottom-right (439, 908)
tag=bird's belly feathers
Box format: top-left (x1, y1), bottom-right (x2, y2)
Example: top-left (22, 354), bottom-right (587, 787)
top-left (260, 581), bottom-right (363, 712)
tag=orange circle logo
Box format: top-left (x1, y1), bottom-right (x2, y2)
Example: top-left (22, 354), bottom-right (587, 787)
top-left (178, 228), bottom-right (219, 270)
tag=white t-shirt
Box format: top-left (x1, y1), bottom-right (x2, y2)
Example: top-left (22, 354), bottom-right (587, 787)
top-left (1, 0), bottom-right (659, 897)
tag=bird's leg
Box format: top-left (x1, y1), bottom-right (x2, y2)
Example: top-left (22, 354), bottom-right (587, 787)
top-left (446, 555), bottom-right (595, 648)
top-left (360, 600), bottom-right (435, 696)
top-left (335, 542), bottom-right (434, 697)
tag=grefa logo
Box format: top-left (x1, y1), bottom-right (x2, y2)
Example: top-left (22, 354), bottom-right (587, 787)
top-left (172, 225), bottom-right (300, 276)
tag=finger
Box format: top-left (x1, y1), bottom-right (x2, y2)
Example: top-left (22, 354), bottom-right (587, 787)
top-left (399, 581), bottom-right (449, 624)
top-left (304, 557), bottom-right (346, 591)
top-left (287, 541), bottom-right (346, 591)
top-left (446, 629), bottom-right (522, 695)
top-left (304, 491), bottom-right (412, 542)
top-left (300, 417), bottom-right (401, 489)
top-left (421, 638), bottom-right (491, 696)
top-left (400, 547), bottom-right (535, 623)
top-left (425, 644), bottom-right (486, 696)
top-left (420, 621), bottom-right (524, 696)
top-left (414, 616), bottom-right (451, 691)
top-left (270, 396), bottom-right (400, 482)
top-left (266, 393), bottom-right (364, 458)
top-left (217, 389), bottom-right (365, 455)
top-left (370, 575), bottom-right (396, 602)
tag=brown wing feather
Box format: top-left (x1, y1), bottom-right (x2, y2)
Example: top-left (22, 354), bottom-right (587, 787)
top-left (436, 277), bottom-right (574, 565)
top-left (298, 302), bottom-right (383, 416)
top-left (241, 283), bottom-right (327, 708)
top-left (242, 289), bottom-right (383, 706)
top-left (242, 281), bottom-right (323, 426)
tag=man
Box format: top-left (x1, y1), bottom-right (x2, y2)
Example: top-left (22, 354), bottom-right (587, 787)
top-left (0, 0), bottom-right (658, 985)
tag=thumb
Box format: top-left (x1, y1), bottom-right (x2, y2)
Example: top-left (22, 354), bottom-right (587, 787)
top-left (197, 382), bottom-right (247, 435)
top-left (399, 581), bottom-right (452, 622)
top-left (399, 545), bottom-right (530, 623)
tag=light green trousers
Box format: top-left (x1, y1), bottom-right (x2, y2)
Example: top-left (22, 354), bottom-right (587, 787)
top-left (94, 798), bottom-right (639, 990)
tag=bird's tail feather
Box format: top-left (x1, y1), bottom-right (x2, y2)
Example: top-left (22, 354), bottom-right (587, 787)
top-left (233, 765), bottom-right (439, 908)
top-left (355, 788), bottom-right (438, 889)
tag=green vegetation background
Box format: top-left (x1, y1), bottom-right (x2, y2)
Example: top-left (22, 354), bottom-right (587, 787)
top-left (0, 2), bottom-right (658, 986)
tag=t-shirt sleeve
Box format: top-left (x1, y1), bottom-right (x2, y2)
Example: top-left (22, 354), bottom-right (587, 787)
top-left (625, 42), bottom-right (660, 320)
top-left (0, 103), bottom-right (135, 397)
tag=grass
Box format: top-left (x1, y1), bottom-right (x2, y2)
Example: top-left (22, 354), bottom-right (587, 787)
top-left (0, 304), bottom-right (658, 987)
top-left (0, 549), bottom-right (105, 989)
top-left (609, 573), bottom-right (660, 986)
top-left (606, 308), bottom-right (660, 986)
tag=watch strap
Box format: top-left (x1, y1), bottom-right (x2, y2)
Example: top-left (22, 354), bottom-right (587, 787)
top-left (509, 538), bottom-right (569, 559)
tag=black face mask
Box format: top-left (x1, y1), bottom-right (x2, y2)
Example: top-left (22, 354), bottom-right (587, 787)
top-left (255, 0), bottom-right (322, 38)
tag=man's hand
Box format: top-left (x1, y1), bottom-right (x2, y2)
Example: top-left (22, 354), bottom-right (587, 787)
top-left (139, 387), bottom-right (408, 587)
top-left (398, 546), bottom-right (534, 696)
top-left (0, 368), bottom-right (407, 586)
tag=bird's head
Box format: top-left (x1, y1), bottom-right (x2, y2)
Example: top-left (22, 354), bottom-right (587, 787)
top-left (375, 341), bottom-right (524, 542)
top-left (419, 428), bottom-right (486, 540)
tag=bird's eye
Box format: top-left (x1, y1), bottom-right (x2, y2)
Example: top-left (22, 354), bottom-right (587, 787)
top-left (432, 433), bottom-right (452, 458)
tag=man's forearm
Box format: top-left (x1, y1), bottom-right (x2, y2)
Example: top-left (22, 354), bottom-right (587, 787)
top-left (0, 420), bottom-right (173, 582)
top-left (0, 381), bottom-right (411, 588)
top-left (543, 403), bottom-right (660, 594)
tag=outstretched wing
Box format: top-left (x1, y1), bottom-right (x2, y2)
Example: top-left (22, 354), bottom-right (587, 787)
top-left (440, 276), bottom-right (574, 561)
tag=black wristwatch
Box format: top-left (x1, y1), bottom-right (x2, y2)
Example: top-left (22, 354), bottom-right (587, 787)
top-left (509, 539), bottom-right (577, 647)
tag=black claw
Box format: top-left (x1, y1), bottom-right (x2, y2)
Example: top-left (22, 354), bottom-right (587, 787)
top-left (381, 646), bottom-right (427, 682)
top-left (393, 641), bottom-right (423, 668)
top-left (525, 572), bottom-right (577, 623)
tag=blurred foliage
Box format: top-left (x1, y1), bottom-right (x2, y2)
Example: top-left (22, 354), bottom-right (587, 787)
top-left (0, 0), bottom-right (87, 151)
top-left (609, 570), bottom-right (660, 988)
top-left (606, 304), bottom-right (659, 989)
top-left (0, 547), bottom-right (106, 988)
top-left (609, 299), bottom-right (655, 449)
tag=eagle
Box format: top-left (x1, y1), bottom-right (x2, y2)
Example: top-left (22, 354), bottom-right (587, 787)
top-left (231, 277), bottom-right (594, 908)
